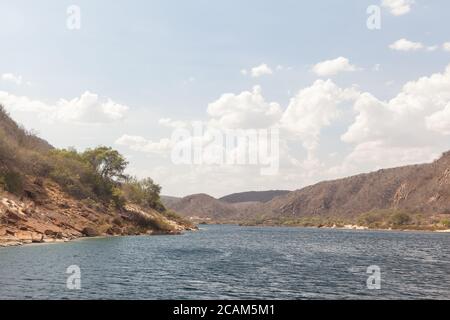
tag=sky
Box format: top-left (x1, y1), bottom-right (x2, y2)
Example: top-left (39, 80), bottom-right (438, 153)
top-left (1, 0), bottom-right (450, 197)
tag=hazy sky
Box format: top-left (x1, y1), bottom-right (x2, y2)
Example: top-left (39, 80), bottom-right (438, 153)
top-left (1, 0), bottom-right (450, 197)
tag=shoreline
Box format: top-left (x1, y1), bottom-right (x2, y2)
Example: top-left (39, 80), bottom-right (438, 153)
top-left (231, 222), bottom-right (450, 234)
top-left (2, 224), bottom-right (449, 248)
top-left (0, 228), bottom-right (197, 249)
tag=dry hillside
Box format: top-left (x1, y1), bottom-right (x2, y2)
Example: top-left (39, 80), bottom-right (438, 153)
top-left (0, 105), bottom-right (195, 247)
top-left (164, 153), bottom-right (450, 230)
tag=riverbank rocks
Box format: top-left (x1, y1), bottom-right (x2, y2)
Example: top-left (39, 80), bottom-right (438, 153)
top-left (1, 179), bottom-right (196, 248)
top-left (44, 229), bottom-right (63, 239)
top-left (81, 227), bottom-right (100, 237)
top-left (106, 226), bottom-right (122, 235)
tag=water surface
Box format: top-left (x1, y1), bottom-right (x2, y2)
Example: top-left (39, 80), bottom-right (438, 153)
top-left (0, 225), bottom-right (449, 299)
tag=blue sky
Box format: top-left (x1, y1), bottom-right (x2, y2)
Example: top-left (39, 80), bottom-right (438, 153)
top-left (1, 0), bottom-right (450, 197)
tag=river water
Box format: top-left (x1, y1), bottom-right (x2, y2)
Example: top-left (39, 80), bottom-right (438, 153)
top-left (0, 225), bottom-right (449, 299)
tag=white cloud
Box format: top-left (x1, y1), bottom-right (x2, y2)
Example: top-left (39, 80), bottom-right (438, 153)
top-left (0, 91), bottom-right (129, 124)
top-left (207, 85), bottom-right (282, 129)
top-left (330, 141), bottom-right (437, 176)
top-left (56, 92), bottom-right (129, 123)
top-left (443, 42), bottom-right (450, 52)
top-left (159, 118), bottom-right (187, 129)
top-left (1, 73), bottom-right (23, 85)
top-left (382, 0), bottom-right (414, 16)
top-left (242, 64), bottom-right (289, 77)
top-left (117, 64), bottom-right (450, 196)
top-left (281, 80), bottom-right (360, 154)
top-left (311, 57), bottom-right (358, 77)
top-left (115, 135), bottom-right (173, 154)
top-left (341, 64), bottom-right (450, 169)
top-left (389, 38), bottom-right (423, 51)
top-left (426, 103), bottom-right (450, 135)
top-left (250, 64), bottom-right (273, 78)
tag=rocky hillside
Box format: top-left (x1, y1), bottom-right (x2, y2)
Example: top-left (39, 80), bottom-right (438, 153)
top-left (164, 153), bottom-right (450, 230)
top-left (219, 190), bottom-right (290, 204)
top-left (0, 180), bottom-right (191, 247)
top-left (263, 152), bottom-right (450, 225)
top-left (0, 106), bottom-right (195, 247)
top-left (166, 194), bottom-right (239, 223)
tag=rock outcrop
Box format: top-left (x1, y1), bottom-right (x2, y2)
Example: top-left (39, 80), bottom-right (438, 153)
top-left (0, 179), bottom-right (195, 247)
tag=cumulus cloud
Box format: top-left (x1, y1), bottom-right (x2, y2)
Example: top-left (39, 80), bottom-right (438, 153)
top-left (341, 64), bottom-right (450, 170)
top-left (382, 0), bottom-right (414, 16)
top-left (116, 134), bottom-right (173, 154)
top-left (389, 38), bottom-right (424, 51)
top-left (56, 92), bottom-right (129, 123)
top-left (241, 64), bottom-right (274, 78)
top-left (281, 80), bottom-right (359, 154)
top-left (207, 86), bottom-right (282, 129)
top-left (329, 141), bottom-right (438, 176)
top-left (0, 91), bottom-right (129, 124)
top-left (118, 64), bottom-right (450, 195)
top-left (311, 57), bottom-right (359, 77)
top-left (426, 103), bottom-right (450, 135)
top-left (1, 73), bottom-right (23, 85)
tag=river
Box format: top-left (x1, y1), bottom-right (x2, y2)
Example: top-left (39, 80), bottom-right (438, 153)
top-left (0, 225), bottom-right (449, 299)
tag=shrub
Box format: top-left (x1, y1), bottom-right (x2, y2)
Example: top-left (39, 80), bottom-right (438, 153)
top-left (81, 198), bottom-right (100, 209)
top-left (0, 175), bottom-right (6, 191)
top-left (111, 186), bottom-right (126, 208)
top-left (441, 219), bottom-right (450, 228)
top-left (133, 213), bottom-right (173, 232)
top-left (48, 147), bottom-right (128, 205)
top-left (2, 171), bottom-right (24, 195)
top-left (358, 211), bottom-right (383, 228)
top-left (121, 177), bottom-right (165, 211)
top-left (162, 209), bottom-right (195, 228)
top-left (389, 211), bottom-right (412, 227)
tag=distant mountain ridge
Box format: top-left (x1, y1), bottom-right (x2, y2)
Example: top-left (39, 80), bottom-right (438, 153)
top-left (219, 190), bottom-right (290, 204)
top-left (162, 153), bottom-right (450, 230)
top-left (161, 190), bottom-right (290, 222)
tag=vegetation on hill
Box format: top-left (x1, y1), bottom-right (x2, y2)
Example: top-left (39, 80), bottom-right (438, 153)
top-left (0, 105), bottom-right (194, 238)
top-left (240, 209), bottom-right (447, 231)
top-left (219, 190), bottom-right (290, 204)
top-left (165, 150), bottom-right (450, 231)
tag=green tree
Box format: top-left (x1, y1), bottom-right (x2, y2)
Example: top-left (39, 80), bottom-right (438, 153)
top-left (122, 177), bottom-right (164, 211)
top-left (389, 211), bottom-right (412, 227)
top-left (140, 177), bottom-right (162, 209)
top-left (82, 147), bottom-right (128, 182)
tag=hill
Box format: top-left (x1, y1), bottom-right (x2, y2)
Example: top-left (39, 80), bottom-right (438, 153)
top-left (0, 105), bottom-right (195, 247)
top-left (260, 153), bottom-right (450, 229)
top-left (219, 190), bottom-right (290, 204)
top-left (167, 194), bottom-right (239, 223)
top-left (164, 154), bottom-right (450, 231)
